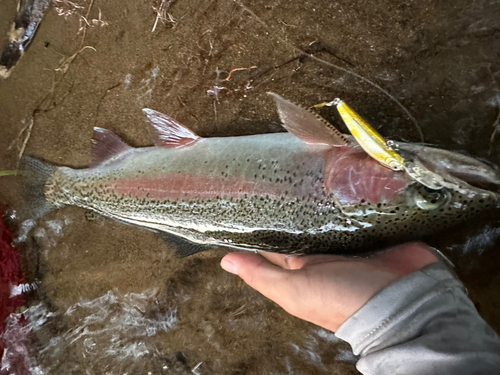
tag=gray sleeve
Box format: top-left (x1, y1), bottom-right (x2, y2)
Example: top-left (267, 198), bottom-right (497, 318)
top-left (335, 262), bottom-right (500, 375)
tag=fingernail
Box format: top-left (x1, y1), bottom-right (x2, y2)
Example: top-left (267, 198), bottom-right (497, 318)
top-left (221, 258), bottom-right (238, 275)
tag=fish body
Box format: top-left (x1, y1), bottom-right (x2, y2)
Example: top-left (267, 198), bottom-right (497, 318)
top-left (21, 94), bottom-right (500, 255)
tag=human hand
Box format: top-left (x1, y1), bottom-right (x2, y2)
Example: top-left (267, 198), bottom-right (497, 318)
top-left (220, 242), bottom-right (439, 332)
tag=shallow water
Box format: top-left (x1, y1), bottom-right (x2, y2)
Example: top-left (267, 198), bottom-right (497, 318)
top-left (1, 0), bottom-right (500, 374)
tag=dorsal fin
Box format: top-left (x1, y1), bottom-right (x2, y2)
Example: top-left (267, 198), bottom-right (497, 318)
top-left (91, 127), bottom-right (131, 167)
top-left (268, 92), bottom-right (349, 147)
top-left (143, 108), bottom-right (200, 148)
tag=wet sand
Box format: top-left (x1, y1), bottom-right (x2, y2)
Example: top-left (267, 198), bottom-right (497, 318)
top-left (1, 0), bottom-right (500, 373)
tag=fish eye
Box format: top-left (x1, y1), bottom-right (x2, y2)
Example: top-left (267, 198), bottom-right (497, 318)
top-left (413, 186), bottom-right (450, 210)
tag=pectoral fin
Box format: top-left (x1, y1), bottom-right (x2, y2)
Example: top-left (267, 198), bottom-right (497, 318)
top-left (268, 92), bottom-right (349, 147)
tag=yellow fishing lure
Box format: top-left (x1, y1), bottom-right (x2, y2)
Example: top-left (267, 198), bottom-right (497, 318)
top-left (315, 99), bottom-right (446, 190)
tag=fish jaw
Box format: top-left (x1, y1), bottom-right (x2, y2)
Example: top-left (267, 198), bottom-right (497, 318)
top-left (399, 143), bottom-right (500, 194)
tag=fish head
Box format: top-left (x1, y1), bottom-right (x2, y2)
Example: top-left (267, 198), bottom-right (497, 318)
top-left (325, 142), bottom-right (499, 235)
top-left (397, 142), bottom-right (500, 213)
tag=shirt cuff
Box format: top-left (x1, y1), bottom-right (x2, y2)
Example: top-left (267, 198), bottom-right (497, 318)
top-left (335, 262), bottom-right (465, 355)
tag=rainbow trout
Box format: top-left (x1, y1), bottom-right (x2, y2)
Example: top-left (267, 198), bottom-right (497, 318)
top-left (21, 93), bottom-right (500, 256)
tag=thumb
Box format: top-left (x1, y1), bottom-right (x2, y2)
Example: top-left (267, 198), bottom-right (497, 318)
top-left (221, 252), bottom-right (295, 305)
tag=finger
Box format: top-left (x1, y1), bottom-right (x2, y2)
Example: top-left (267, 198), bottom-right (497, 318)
top-left (259, 251), bottom-right (353, 270)
top-left (292, 253), bottom-right (356, 268)
top-left (257, 251), bottom-right (299, 269)
top-left (375, 242), bottom-right (439, 277)
top-left (221, 252), bottom-right (298, 305)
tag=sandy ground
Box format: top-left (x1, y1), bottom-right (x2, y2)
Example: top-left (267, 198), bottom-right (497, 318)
top-left (1, 0), bottom-right (500, 374)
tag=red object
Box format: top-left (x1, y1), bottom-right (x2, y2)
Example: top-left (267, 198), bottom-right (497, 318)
top-left (0, 211), bottom-right (26, 357)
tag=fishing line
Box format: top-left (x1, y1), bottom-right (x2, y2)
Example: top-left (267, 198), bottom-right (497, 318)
top-left (232, 0), bottom-right (424, 142)
top-left (0, 171), bottom-right (18, 177)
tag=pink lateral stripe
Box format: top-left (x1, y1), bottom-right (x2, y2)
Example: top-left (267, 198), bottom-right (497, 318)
top-left (113, 173), bottom-right (285, 201)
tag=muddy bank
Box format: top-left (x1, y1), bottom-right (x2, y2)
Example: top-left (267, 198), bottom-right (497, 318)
top-left (1, 0), bottom-right (500, 373)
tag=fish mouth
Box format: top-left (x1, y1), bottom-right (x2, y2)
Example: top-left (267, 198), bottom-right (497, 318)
top-left (398, 143), bottom-right (500, 192)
